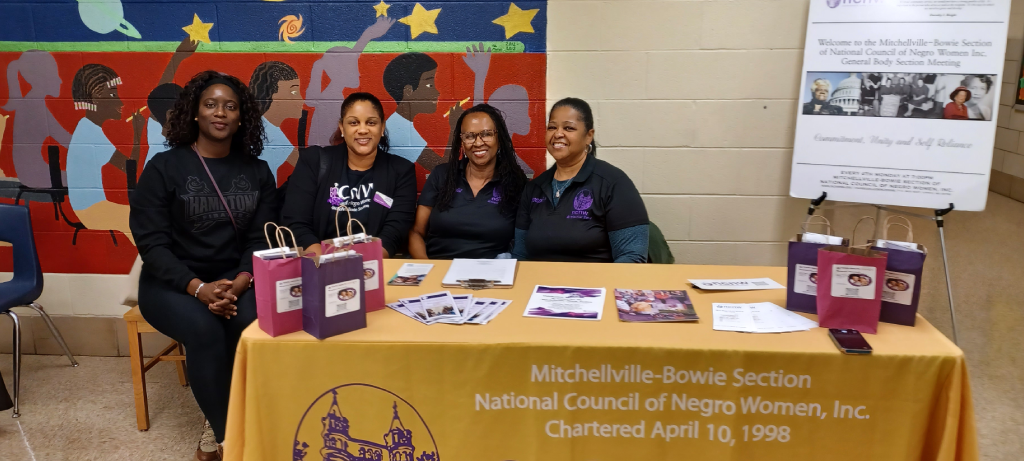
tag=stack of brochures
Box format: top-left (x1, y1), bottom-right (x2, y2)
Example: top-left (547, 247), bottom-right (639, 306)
top-left (388, 291), bottom-right (511, 325)
top-left (614, 289), bottom-right (699, 322)
top-left (711, 302), bottom-right (818, 333)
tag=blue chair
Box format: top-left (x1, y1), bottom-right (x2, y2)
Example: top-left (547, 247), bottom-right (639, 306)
top-left (0, 203), bottom-right (78, 417)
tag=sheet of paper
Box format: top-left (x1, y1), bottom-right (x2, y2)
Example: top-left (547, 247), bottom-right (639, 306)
top-left (464, 299), bottom-right (495, 323)
top-left (523, 286), bottom-right (606, 321)
top-left (480, 300), bottom-right (511, 324)
top-left (387, 302), bottom-right (427, 324)
top-left (398, 297), bottom-right (430, 323)
top-left (689, 278), bottom-right (785, 291)
top-left (442, 259), bottom-right (517, 286)
top-left (712, 303), bottom-right (757, 332)
top-left (388, 263), bottom-right (434, 286)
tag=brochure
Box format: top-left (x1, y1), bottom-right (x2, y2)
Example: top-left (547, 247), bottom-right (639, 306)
top-left (689, 278), bottom-right (785, 291)
top-left (387, 263), bottom-right (434, 286)
top-left (711, 302), bottom-right (818, 333)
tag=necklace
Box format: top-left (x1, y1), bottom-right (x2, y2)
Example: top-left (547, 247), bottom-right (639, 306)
top-left (553, 177), bottom-right (574, 198)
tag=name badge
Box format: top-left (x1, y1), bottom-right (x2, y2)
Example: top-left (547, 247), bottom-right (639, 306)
top-left (374, 191), bottom-right (393, 208)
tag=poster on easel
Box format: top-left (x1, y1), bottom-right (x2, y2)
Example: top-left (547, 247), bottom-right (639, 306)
top-left (790, 0), bottom-right (1012, 211)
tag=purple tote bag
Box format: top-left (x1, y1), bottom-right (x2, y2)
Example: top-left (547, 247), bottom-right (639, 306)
top-left (301, 251), bottom-right (367, 340)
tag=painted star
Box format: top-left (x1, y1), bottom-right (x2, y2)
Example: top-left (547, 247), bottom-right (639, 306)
top-left (398, 3), bottom-right (441, 39)
top-left (373, 0), bottom-right (391, 18)
top-left (492, 3), bottom-right (538, 39)
top-left (182, 14), bottom-right (214, 44)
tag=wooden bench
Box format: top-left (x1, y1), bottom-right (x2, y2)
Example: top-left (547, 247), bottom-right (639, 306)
top-left (123, 305), bottom-right (188, 431)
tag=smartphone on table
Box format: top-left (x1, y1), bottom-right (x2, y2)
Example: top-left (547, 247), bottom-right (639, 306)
top-left (828, 329), bottom-right (872, 355)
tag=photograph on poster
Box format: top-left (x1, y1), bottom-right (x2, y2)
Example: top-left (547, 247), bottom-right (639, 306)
top-left (803, 72), bottom-right (996, 120)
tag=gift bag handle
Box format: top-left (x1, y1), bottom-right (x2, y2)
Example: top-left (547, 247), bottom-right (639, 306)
top-left (333, 204), bottom-right (353, 238)
top-left (883, 215), bottom-right (914, 242)
top-left (263, 222), bottom-right (280, 249)
top-left (851, 216), bottom-right (876, 247)
top-left (801, 215), bottom-right (833, 235)
top-left (275, 226), bottom-right (301, 254)
top-left (347, 216), bottom-right (368, 238)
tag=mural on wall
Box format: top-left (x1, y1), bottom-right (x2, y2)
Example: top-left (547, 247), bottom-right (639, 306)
top-left (0, 0), bottom-right (547, 274)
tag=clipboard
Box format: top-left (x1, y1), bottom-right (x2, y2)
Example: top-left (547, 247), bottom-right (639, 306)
top-left (441, 259), bottom-right (518, 290)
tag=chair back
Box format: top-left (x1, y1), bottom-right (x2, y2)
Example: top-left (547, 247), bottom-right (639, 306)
top-left (0, 204), bottom-right (43, 301)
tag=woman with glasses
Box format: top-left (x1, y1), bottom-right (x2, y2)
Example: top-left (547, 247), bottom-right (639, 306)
top-left (408, 104), bottom-right (527, 259)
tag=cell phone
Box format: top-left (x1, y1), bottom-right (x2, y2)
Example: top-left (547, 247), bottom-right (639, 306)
top-left (828, 329), bottom-right (872, 355)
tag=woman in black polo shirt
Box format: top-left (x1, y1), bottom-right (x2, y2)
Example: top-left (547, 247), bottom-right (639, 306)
top-left (281, 92), bottom-right (417, 257)
top-left (512, 98), bottom-right (649, 263)
top-left (130, 71), bottom-right (278, 458)
top-left (408, 104), bottom-right (527, 259)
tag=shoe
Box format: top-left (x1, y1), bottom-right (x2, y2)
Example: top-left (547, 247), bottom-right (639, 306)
top-left (194, 421), bottom-right (221, 461)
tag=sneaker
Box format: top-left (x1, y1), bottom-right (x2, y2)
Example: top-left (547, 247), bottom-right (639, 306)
top-left (194, 421), bottom-right (221, 461)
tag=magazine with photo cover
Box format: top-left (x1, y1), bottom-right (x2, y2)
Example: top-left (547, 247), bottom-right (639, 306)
top-left (614, 289), bottom-right (699, 323)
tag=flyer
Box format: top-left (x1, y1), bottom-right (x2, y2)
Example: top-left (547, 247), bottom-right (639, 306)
top-left (523, 286), bottom-right (606, 321)
top-left (614, 289), bottom-right (699, 323)
top-left (789, 0), bottom-right (1011, 211)
top-left (387, 263), bottom-right (434, 286)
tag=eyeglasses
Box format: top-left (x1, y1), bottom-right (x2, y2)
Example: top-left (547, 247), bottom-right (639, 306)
top-left (461, 130), bottom-right (495, 144)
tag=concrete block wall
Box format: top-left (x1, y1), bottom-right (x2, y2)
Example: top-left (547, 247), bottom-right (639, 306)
top-left (547, 0), bottom-right (811, 265)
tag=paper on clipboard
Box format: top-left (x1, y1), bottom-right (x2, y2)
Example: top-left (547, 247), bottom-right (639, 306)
top-left (441, 259), bottom-right (517, 288)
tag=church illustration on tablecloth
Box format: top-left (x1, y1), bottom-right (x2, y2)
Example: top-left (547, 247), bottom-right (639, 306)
top-left (294, 390), bottom-right (438, 461)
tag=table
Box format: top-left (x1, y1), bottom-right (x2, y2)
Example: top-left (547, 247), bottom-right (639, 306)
top-left (224, 260), bottom-right (976, 461)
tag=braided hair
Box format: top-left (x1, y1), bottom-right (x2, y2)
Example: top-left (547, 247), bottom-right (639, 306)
top-left (164, 70), bottom-right (266, 158)
top-left (435, 104), bottom-right (526, 217)
top-left (249, 61), bottom-right (299, 115)
top-left (71, 64), bottom-right (118, 105)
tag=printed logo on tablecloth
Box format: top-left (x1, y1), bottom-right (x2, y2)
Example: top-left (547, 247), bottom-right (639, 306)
top-left (293, 384), bottom-right (438, 461)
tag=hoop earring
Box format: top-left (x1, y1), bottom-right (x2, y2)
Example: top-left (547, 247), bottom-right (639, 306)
top-left (586, 144), bottom-right (593, 154)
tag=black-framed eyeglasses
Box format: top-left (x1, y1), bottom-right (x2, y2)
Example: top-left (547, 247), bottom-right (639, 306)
top-left (461, 130), bottom-right (495, 144)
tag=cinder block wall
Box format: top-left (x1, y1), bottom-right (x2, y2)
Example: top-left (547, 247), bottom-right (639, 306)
top-left (991, 0), bottom-right (1024, 200)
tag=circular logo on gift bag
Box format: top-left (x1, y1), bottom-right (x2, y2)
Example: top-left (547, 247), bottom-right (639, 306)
top-left (573, 189), bottom-right (594, 211)
top-left (290, 286), bottom-right (303, 298)
top-left (338, 288), bottom-right (357, 301)
top-left (364, 268), bottom-right (376, 280)
top-left (293, 384), bottom-right (439, 461)
top-left (886, 278), bottom-right (909, 291)
top-left (848, 274), bottom-right (872, 287)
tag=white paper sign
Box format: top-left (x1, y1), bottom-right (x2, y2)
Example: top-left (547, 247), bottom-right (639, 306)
top-left (882, 270), bottom-right (916, 305)
top-left (794, 264), bottom-right (820, 296)
top-left (830, 265), bottom-right (877, 300)
top-left (325, 280), bottom-right (360, 317)
top-left (275, 277), bottom-right (303, 313)
top-left (689, 278), bottom-right (785, 291)
top-left (363, 260), bottom-right (380, 291)
top-left (789, 0), bottom-right (1011, 211)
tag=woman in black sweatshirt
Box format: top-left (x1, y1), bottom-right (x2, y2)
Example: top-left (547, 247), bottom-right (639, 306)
top-left (281, 92), bottom-right (416, 258)
top-left (129, 71), bottom-right (277, 459)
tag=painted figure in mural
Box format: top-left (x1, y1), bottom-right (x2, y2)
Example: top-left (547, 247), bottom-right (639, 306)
top-left (130, 70), bottom-right (278, 459)
top-left (382, 52), bottom-right (450, 171)
top-left (3, 50), bottom-right (71, 188)
top-left (146, 38), bottom-right (199, 167)
top-left (306, 16), bottom-right (395, 147)
top-left (281, 92), bottom-right (417, 259)
top-left (68, 64), bottom-right (142, 245)
top-left (802, 79), bottom-right (843, 115)
top-left (461, 43), bottom-right (534, 177)
top-left (250, 61), bottom-right (303, 183)
top-left (408, 104), bottom-right (527, 259)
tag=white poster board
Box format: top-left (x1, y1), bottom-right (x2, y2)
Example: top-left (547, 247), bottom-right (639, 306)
top-left (790, 0), bottom-right (1012, 211)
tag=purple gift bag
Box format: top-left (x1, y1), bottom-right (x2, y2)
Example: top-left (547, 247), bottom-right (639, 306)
top-left (301, 250), bottom-right (366, 340)
top-left (786, 216), bottom-right (848, 314)
top-left (869, 216), bottom-right (927, 326)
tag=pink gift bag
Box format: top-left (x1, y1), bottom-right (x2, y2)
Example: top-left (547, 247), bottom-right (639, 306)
top-left (322, 207), bottom-right (385, 313)
top-left (253, 223), bottom-right (303, 337)
top-left (816, 245), bottom-right (888, 334)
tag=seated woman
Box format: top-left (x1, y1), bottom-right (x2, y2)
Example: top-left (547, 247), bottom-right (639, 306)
top-left (408, 104), bottom-right (527, 259)
top-left (512, 98), bottom-right (649, 263)
top-left (944, 86), bottom-right (971, 120)
top-left (281, 92), bottom-right (417, 258)
top-left (129, 71), bottom-right (278, 460)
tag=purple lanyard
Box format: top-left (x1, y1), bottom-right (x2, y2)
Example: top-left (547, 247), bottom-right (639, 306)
top-left (192, 144), bottom-right (239, 234)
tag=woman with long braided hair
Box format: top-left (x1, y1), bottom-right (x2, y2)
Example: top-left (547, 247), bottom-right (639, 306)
top-left (130, 70), bottom-right (277, 460)
top-left (408, 104), bottom-right (527, 259)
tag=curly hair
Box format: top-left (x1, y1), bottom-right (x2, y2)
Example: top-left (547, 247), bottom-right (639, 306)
top-left (249, 61), bottom-right (299, 115)
top-left (164, 70), bottom-right (266, 158)
top-left (435, 104), bottom-right (526, 217)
